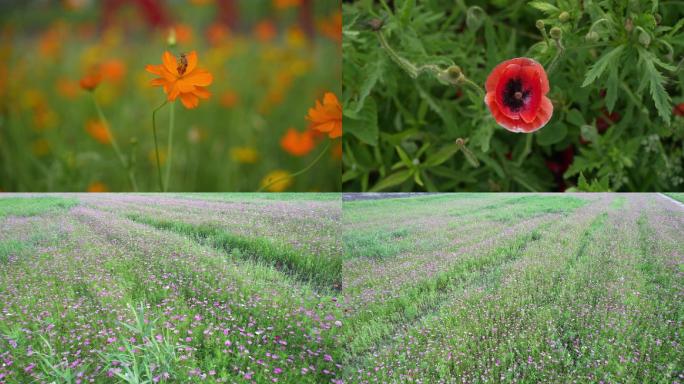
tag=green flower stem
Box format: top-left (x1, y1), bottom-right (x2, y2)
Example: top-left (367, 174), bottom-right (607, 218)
top-left (376, 30), bottom-right (485, 97)
top-left (90, 93), bottom-right (138, 191)
top-left (164, 100), bottom-right (175, 191)
top-left (546, 37), bottom-right (565, 75)
top-left (151, 100), bottom-right (168, 192)
top-left (515, 134), bottom-right (533, 167)
top-left (257, 140), bottom-right (331, 192)
top-left (376, 31), bottom-right (442, 80)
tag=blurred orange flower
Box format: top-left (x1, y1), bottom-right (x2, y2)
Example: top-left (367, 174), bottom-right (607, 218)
top-left (87, 182), bottom-right (109, 192)
top-left (206, 23), bottom-right (230, 46)
top-left (100, 59), bottom-right (126, 83)
top-left (56, 78), bottom-right (80, 99)
top-left (146, 51), bottom-right (213, 109)
top-left (280, 128), bottom-right (315, 157)
top-left (219, 90), bottom-right (239, 108)
top-left (274, 0), bottom-right (302, 9)
top-left (306, 92), bottom-right (342, 139)
top-left (85, 120), bottom-right (111, 145)
top-left (172, 24), bottom-right (194, 44)
top-left (318, 11), bottom-right (342, 43)
top-left (80, 72), bottom-right (102, 91)
top-left (254, 20), bottom-right (277, 42)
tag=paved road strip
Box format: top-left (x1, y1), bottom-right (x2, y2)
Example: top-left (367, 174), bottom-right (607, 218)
top-left (657, 193), bottom-right (684, 210)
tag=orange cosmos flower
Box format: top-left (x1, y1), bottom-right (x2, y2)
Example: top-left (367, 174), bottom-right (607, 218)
top-left (87, 182), bottom-right (109, 192)
top-left (306, 92), bottom-right (342, 139)
top-left (85, 120), bottom-right (111, 145)
top-left (280, 128), bottom-right (315, 157)
top-left (254, 20), bottom-right (277, 42)
top-left (145, 51), bottom-right (213, 109)
top-left (80, 72), bottom-right (102, 91)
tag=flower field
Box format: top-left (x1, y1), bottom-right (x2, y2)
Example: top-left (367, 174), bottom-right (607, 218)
top-left (0, 193), bottom-right (343, 383)
top-left (0, 1), bottom-right (341, 192)
top-left (342, 193), bottom-right (683, 383)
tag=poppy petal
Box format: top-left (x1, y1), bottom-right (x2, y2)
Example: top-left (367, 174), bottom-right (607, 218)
top-left (519, 66), bottom-right (542, 123)
top-left (495, 63), bottom-right (523, 120)
top-left (485, 57), bottom-right (530, 93)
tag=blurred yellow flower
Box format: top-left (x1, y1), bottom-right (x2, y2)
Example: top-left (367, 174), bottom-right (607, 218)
top-left (274, 0), bottom-right (302, 9)
top-left (87, 182), bottom-right (109, 192)
top-left (260, 170), bottom-right (292, 192)
top-left (286, 26), bottom-right (306, 48)
top-left (187, 126), bottom-right (207, 143)
top-left (85, 120), bottom-right (111, 145)
top-left (230, 146), bottom-right (259, 164)
top-left (32, 139), bottom-right (50, 157)
top-left (149, 147), bottom-right (167, 166)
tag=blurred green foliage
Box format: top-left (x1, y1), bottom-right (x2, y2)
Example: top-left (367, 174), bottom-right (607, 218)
top-left (342, 0), bottom-right (684, 191)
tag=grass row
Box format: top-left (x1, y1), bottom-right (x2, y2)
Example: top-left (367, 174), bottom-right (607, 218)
top-left (0, 197), bottom-right (78, 217)
top-left (342, 226), bottom-right (546, 357)
top-left (127, 213), bottom-right (341, 291)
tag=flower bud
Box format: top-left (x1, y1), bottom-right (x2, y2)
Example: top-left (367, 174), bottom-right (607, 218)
top-left (638, 31), bottom-right (651, 47)
top-left (167, 28), bottom-right (177, 47)
top-left (535, 20), bottom-right (545, 30)
top-left (585, 31), bottom-right (599, 42)
top-left (367, 18), bottom-right (384, 31)
top-left (624, 18), bottom-right (633, 32)
top-left (558, 12), bottom-right (570, 22)
top-left (447, 65), bottom-right (462, 80)
top-left (550, 27), bottom-right (562, 39)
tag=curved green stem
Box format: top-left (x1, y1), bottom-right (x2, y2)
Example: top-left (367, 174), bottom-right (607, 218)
top-left (257, 140), bottom-right (332, 192)
top-left (90, 93), bottom-right (138, 191)
top-left (151, 100), bottom-right (168, 192)
top-left (376, 31), bottom-right (444, 80)
top-left (164, 101), bottom-right (175, 191)
top-left (546, 37), bottom-right (565, 74)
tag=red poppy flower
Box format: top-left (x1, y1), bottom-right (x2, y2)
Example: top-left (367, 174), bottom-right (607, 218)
top-left (484, 57), bottom-right (553, 133)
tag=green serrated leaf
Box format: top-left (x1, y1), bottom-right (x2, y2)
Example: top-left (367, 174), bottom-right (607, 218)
top-left (344, 97), bottom-right (379, 146)
top-left (369, 169), bottom-right (413, 192)
top-left (528, 1), bottom-right (559, 14)
top-left (352, 53), bottom-right (385, 114)
top-left (581, 45), bottom-right (624, 87)
top-left (638, 48), bottom-right (672, 125)
top-left (536, 122), bottom-right (568, 145)
top-left (605, 66), bottom-right (619, 112)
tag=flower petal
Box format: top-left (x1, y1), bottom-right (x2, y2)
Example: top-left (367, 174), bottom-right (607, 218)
top-left (162, 51), bottom-right (177, 75)
top-left (185, 51), bottom-right (198, 74)
top-left (494, 63), bottom-right (522, 120)
top-left (183, 69), bottom-right (213, 86)
top-left (192, 86), bottom-right (211, 99)
top-left (519, 66), bottom-right (542, 123)
top-left (180, 93), bottom-right (199, 109)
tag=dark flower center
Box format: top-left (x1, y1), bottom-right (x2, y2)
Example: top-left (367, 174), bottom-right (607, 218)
top-left (502, 78), bottom-right (529, 111)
